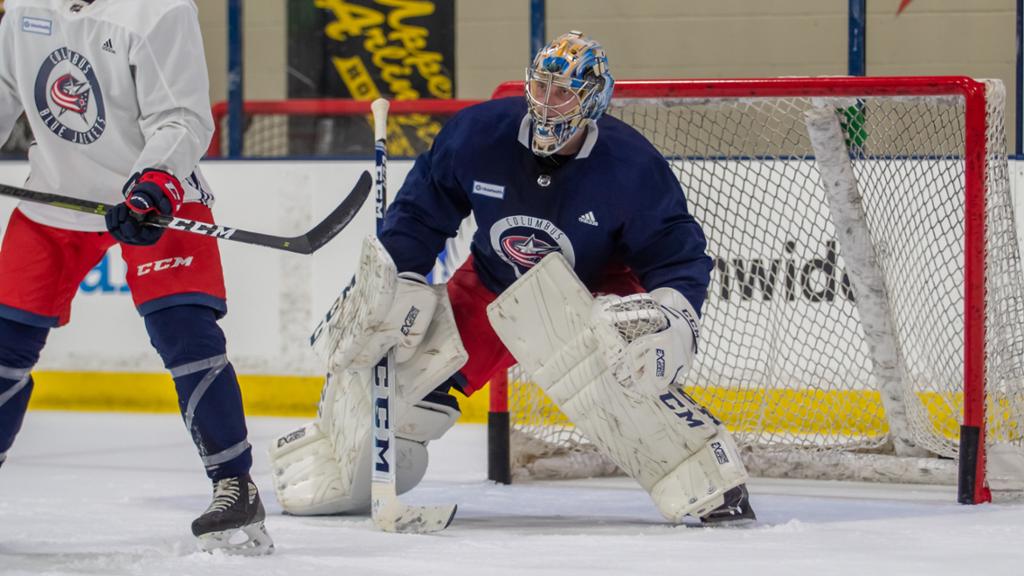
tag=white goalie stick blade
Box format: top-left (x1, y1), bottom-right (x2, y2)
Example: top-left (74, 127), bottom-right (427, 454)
top-left (368, 97), bottom-right (456, 533)
top-left (371, 348), bottom-right (457, 533)
top-left (371, 483), bottom-right (457, 534)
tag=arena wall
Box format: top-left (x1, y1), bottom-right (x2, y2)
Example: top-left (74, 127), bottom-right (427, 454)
top-left (196, 1), bottom-right (1017, 142)
top-left (4, 157), bottom-right (1024, 422)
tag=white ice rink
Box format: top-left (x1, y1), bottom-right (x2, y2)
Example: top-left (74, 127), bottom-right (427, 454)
top-left (1, 411), bottom-right (1022, 576)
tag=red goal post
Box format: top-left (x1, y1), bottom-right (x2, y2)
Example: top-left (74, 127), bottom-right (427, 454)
top-left (485, 77), bottom-right (1024, 505)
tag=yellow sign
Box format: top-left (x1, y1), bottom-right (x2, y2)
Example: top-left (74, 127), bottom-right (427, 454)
top-left (314, 0), bottom-right (454, 155)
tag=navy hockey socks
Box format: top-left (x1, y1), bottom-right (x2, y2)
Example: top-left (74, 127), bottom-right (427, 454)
top-left (0, 317), bottom-right (49, 465)
top-left (145, 305), bottom-right (252, 480)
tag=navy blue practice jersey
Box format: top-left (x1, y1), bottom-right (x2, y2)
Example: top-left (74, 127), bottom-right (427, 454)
top-left (379, 97), bottom-right (713, 312)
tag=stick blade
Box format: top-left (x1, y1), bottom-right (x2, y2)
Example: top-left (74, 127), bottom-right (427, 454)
top-left (372, 489), bottom-right (457, 534)
top-left (301, 170), bottom-right (373, 253)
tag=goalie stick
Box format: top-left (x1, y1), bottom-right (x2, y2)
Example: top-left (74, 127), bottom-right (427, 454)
top-left (0, 172), bottom-right (371, 254)
top-left (369, 97), bottom-right (457, 533)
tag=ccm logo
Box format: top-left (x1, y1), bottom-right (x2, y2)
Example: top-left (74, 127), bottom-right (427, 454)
top-left (373, 362), bottom-right (391, 473)
top-left (137, 256), bottom-right (193, 276)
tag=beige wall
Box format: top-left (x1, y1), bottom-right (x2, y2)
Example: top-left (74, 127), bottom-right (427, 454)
top-left (198, 0), bottom-right (1018, 140)
top-left (198, 0), bottom-right (287, 103)
top-left (868, 0), bottom-right (1016, 145)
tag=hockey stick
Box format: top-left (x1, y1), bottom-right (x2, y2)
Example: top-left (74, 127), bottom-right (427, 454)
top-left (369, 97), bottom-right (457, 533)
top-left (0, 172), bottom-right (371, 254)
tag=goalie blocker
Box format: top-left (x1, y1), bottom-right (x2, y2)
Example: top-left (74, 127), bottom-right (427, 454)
top-left (488, 253), bottom-right (755, 525)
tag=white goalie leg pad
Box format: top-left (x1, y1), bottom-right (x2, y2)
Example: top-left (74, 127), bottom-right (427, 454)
top-left (269, 370), bottom-right (375, 515)
top-left (648, 391), bottom-right (749, 520)
top-left (268, 423), bottom-right (343, 514)
top-left (488, 254), bottom-right (749, 522)
top-left (270, 289), bottom-right (467, 515)
top-left (313, 235), bottom-right (438, 371)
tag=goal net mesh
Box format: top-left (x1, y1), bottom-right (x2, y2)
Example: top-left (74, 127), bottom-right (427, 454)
top-left (504, 79), bottom-right (1024, 488)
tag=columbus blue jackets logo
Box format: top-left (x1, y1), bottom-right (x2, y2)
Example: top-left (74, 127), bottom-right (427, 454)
top-left (500, 234), bottom-right (559, 268)
top-left (51, 74), bottom-right (91, 117)
top-left (34, 48), bottom-right (106, 144)
top-left (491, 215), bottom-right (576, 277)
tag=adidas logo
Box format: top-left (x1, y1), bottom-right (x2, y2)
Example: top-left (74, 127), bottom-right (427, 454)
top-left (102, 38), bottom-right (115, 54)
top-left (578, 211), bottom-right (599, 226)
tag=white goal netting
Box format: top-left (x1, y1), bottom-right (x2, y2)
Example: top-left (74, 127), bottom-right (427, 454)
top-left (496, 78), bottom-right (1024, 497)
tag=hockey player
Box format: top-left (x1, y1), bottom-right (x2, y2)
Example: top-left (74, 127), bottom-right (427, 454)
top-left (270, 31), bottom-right (755, 525)
top-left (0, 0), bottom-right (271, 554)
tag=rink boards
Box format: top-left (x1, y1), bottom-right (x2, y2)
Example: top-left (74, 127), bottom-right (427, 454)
top-left (1, 158), bottom-right (1023, 432)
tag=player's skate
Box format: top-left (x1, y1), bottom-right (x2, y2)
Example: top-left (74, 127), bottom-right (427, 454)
top-left (192, 474), bottom-right (274, 555)
top-left (699, 484), bottom-right (757, 527)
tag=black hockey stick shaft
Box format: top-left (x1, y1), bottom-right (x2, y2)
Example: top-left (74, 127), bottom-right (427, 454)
top-left (0, 171), bottom-right (371, 254)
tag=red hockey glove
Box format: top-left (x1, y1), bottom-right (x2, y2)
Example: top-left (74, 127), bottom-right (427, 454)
top-left (105, 169), bottom-right (185, 246)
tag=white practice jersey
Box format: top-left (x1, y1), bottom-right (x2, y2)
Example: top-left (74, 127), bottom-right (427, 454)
top-left (0, 0), bottom-right (214, 231)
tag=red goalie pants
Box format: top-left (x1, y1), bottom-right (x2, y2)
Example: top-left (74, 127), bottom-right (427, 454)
top-left (448, 254), bottom-right (643, 396)
top-left (0, 206), bottom-right (227, 328)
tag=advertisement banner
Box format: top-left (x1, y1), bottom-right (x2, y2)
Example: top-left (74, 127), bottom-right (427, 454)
top-left (288, 0), bottom-right (456, 157)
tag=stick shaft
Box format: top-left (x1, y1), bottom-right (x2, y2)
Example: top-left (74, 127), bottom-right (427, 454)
top-left (0, 173), bottom-right (370, 255)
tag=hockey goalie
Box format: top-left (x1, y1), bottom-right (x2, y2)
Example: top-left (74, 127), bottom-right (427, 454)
top-left (268, 29), bottom-right (755, 525)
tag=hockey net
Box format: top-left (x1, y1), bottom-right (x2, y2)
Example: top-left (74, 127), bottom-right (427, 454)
top-left (487, 77), bottom-right (1024, 503)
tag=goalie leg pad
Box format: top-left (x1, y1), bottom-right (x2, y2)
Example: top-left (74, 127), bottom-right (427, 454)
top-left (649, 409), bottom-right (748, 522)
top-left (489, 254), bottom-right (749, 522)
top-left (269, 421), bottom-right (355, 515)
top-left (268, 383), bottom-right (461, 515)
top-left (269, 369), bottom-right (374, 515)
top-left (269, 293), bottom-right (466, 515)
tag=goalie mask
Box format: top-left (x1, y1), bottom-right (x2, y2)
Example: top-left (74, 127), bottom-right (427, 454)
top-left (525, 31), bottom-right (614, 157)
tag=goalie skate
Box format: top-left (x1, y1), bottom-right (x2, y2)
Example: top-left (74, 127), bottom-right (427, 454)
top-left (192, 475), bottom-right (274, 555)
top-left (699, 484), bottom-right (757, 527)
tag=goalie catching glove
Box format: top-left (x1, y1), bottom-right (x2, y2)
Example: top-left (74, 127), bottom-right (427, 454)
top-left (594, 288), bottom-right (700, 396)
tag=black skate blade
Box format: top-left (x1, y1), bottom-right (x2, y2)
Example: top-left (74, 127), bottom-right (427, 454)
top-left (698, 503), bottom-right (757, 528)
top-left (695, 484), bottom-right (757, 528)
top-left (698, 514), bottom-right (758, 528)
top-left (197, 521), bottom-right (275, 556)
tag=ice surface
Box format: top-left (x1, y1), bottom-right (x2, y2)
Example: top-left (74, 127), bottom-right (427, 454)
top-left (1, 411), bottom-right (1021, 576)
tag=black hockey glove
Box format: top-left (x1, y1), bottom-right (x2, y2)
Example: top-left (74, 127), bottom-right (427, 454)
top-left (105, 169), bottom-right (184, 246)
